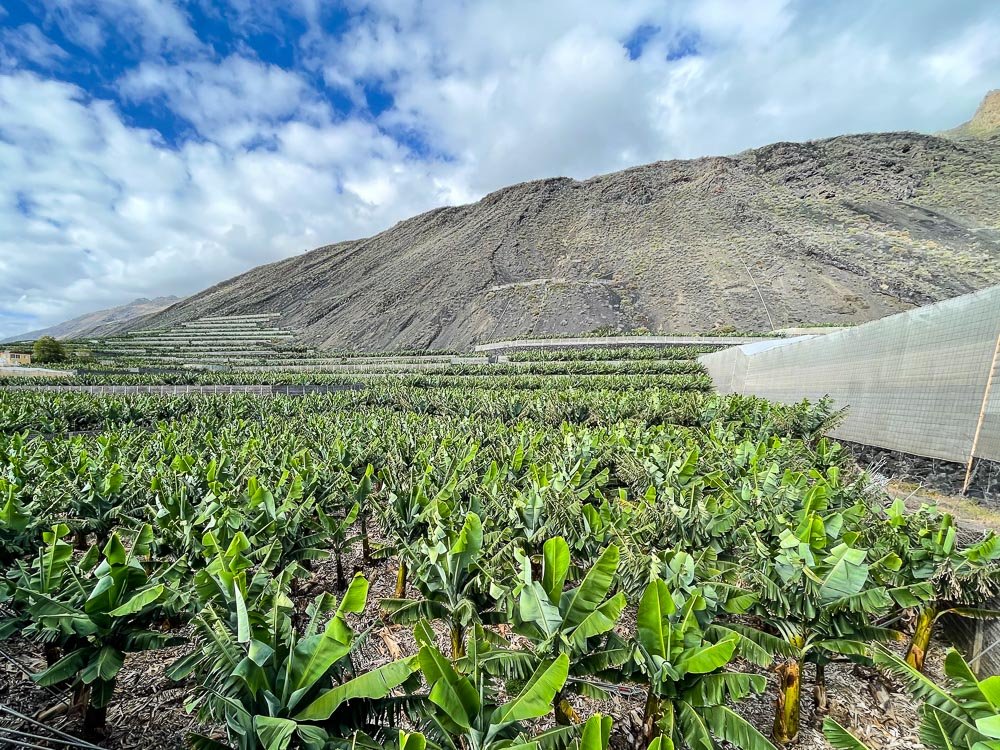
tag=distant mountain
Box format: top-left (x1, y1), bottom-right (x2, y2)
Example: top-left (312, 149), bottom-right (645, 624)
top-left (4, 296), bottom-right (182, 343)
top-left (941, 90), bottom-right (1000, 140)
top-left (115, 93), bottom-right (1000, 350)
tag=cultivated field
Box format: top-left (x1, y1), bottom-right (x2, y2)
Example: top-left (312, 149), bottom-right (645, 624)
top-left (0, 341), bottom-right (997, 750)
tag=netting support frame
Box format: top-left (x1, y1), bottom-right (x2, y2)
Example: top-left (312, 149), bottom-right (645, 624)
top-left (964, 331), bottom-right (1000, 494)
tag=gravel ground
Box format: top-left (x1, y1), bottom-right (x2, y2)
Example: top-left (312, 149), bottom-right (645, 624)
top-left (845, 440), bottom-right (1000, 508)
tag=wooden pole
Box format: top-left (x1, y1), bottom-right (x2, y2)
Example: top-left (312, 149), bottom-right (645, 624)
top-left (963, 331), bottom-right (1000, 495)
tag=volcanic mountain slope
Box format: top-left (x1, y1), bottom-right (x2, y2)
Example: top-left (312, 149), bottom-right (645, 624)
top-left (5, 296), bottom-right (181, 343)
top-left (942, 90), bottom-right (1000, 140)
top-left (126, 113), bottom-right (1000, 351)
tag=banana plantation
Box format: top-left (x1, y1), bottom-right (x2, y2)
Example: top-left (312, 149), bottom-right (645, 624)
top-left (1, 358), bottom-right (999, 750)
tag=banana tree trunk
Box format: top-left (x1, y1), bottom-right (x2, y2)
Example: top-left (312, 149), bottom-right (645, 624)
top-left (554, 691), bottom-right (580, 725)
top-left (83, 703), bottom-right (107, 739)
top-left (360, 504), bottom-right (371, 564)
top-left (773, 657), bottom-right (801, 744)
top-left (814, 662), bottom-right (828, 715)
top-left (74, 530), bottom-right (89, 551)
top-left (395, 559), bottom-right (407, 598)
top-left (450, 624), bottom-right (465, 659)
top-left (641, 690), bottom-right (662, 748)
top-left (906, 605), bottom-right (936, 672)
top-left (335, 550), bottom-right (346, 591)
top-left (73, 683), bottom-right (107, 738)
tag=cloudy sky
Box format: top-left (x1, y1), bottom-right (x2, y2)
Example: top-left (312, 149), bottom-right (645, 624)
top-left (1, 0), bottom-right (998, 337)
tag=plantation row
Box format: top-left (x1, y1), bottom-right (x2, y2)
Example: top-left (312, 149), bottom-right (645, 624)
top-left (0, 372), bottom-right (714, 393)
top-left (1, 391), bottom-right (998, 750)
top-left (4, 359), bottom-right (709, 381)
top-left (0, 387), bottom-right (804, 436)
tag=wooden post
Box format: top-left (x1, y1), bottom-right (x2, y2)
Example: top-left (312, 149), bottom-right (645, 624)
top-left (963, 331), bottom-right (1000, 495)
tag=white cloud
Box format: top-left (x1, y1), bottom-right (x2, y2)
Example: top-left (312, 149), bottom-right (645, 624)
top-left (324, 0), bottom-right (1000, 191)
top-left (925, 21), bottom-right (1000, 85)
top-left (119, 56), bottom-right (321, 146)
top-left (0, 70), bottom-right (457, 333)
top-left (37, 0), bottom-right (199, 55)
top-left (0, 24), bottom-right (69, 69)
top-left (2, 0), bottom-right (1000, 336)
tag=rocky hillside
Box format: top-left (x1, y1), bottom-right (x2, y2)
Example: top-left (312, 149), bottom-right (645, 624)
top-left (5, 297), bottom-right (181, 343)
top-left (942, 90), bottom-right (1000, 139)
top-left (120, 97), bottom-right (1000, 350)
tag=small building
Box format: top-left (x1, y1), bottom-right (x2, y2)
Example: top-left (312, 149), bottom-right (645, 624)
top-left (0, 351), bottom-right (31, 366)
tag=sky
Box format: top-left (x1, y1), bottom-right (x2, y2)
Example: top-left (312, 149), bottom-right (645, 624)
top-left (1, 1), bottom-right (999, 338)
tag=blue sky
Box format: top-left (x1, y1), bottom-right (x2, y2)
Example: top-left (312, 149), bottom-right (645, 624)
top-left (1, 0), bottom-right (999, 337)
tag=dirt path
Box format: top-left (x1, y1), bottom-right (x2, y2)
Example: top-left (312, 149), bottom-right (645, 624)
top-left (884, 479), bottom-right (1000, 534)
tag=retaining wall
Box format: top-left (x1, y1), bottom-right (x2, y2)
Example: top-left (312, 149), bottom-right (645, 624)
top-left (475, 335), bottom-right (773, 352)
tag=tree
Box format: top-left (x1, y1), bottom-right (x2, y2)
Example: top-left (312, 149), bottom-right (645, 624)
top-left (749, 526), bottom-right (899, 744)
top-left (32, 335), bottom-right (67, 363)
top-left (171, 573), bottom-right (418, 750)
top-left (15, 525), bottom-right (176, 737)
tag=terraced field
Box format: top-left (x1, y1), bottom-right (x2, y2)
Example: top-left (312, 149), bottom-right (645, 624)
top-left (0, 334), bottom-right (997, 750)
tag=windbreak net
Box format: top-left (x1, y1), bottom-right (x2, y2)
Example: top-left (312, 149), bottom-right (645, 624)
top-left (700, 286), bottom-right (1000, 464)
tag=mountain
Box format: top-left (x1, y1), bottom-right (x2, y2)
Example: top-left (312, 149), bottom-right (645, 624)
top-left (4, 297), bottom-right (182, 343)
top-left (941, 90), bottom-right (1000, 139)
top-left (119, 95), bottom-right (1000, 351)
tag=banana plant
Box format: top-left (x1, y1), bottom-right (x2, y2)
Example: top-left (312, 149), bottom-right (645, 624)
top-left (20, 525), bottom-right (175, 737)
top-left (757, 530), bottom-right (903, 744)
top-left (319, 499), bottom-right (361, 591)
top-left (0, 522), bottom-right (76, 641)
top-left (640, 444), bottom-right (746, 552)
top-left (378, 439), bottom-right (484, 597)
top-left (382, 512), bottom-right (506, 658)
top-left (326, 437), bottom-right (377, 564)
top-left (233, 473), bottom-right (330, 572)
top-left (501, 537), bottom-right (628, 724)
top-left (144, 448), bottom-right (240, 565)
top-left (415, 621), bottom-right (572, 750)
top-left (377, 464), bottom-right (453, 599)
top-left (50, 438), bottom-right (135, 550)
top-left (625, 579), bottom-right (775, 750)
top-left (172, 573), bottom-right (419, 750)
top-left (648, 548), bottom-right (780, 672)
top-left (507, 478), bottom-right (551, 562)
top-left (748, 478), bottom-right (907, 746)
top-left (880, 502), bottom-right (1000, 672)
top-left (349, 463), bottom-right (375, 565)
top-left (0, 476), bottom-right (35, 567)
top-left (576, 496), bottom-right (649, 565)
top-left (192, 530), bottom-right (278, 616)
